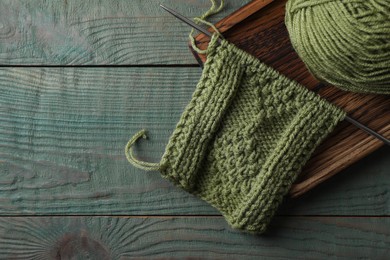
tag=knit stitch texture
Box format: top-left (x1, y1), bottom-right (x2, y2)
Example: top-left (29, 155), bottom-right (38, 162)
top-left (127, 35), bottom-right (346, 233)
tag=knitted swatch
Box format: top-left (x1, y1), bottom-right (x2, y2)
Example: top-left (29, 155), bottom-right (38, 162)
top-left (127, 35), bottom-right (346, 233)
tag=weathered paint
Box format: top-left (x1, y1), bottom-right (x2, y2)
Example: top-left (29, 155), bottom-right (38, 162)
top-left (0, 67), bottom-right (388, 215)
top-left (0, 216), bottom-right (388, 259)
top-left (0, 0), bottom-right (251, 65)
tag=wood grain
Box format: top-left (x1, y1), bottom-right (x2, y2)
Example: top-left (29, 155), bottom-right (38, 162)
top-left (0, 0), bottom-right (388, 256)
top-left (0, 0), bottom-right (251, 65)
top-left (191, 0), bottom-right (390, 197)
top-left (0, 216), bottom-right (388, 259)
top-left (0, 67), bottom-right (388, 216)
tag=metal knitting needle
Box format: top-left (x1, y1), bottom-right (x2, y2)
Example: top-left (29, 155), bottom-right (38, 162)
top-left (160, 5), bottom-right (390, 146)
top-left (345, 116), bottom-right (389, 145)
top-left (160, 4), bottom-right (222, 44)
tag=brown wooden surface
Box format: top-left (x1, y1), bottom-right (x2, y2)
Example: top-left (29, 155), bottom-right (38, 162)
top-left (191, 0), bottom-right (390, 197)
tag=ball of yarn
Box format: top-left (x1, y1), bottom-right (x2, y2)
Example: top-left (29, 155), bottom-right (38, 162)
top-left (285, 0), bottom-right (390, 94)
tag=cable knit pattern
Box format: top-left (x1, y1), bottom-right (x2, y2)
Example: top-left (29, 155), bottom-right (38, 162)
top-left (128, 35), bottom-right (346, 233)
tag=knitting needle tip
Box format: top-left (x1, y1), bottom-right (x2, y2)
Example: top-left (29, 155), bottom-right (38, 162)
top-left (160, 4), bottom-right (221, 43)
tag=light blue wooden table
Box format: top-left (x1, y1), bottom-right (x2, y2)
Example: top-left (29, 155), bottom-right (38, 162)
top-left (0, 0), bottom-right (389, 258)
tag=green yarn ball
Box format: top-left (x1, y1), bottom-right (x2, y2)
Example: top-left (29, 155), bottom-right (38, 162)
top-left (285, 0), bottom-right (390, 94)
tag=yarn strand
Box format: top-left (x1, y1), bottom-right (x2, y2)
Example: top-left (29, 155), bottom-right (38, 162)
top-left (189, 0), bottom-right (225, 54)
top-left (125, 129), bottom-right (161, 171)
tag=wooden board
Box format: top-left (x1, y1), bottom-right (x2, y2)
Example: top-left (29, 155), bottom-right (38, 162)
top-left (0, 0), bottom-right (252, 65)
top-left (1, 67), bottom-right (388, 216)
top-left (0, 216), bottom-right (388, 259)
top-left (0, 0), bottom-right (388, 256)
top-left (190, 0), bottom-right (390, 197)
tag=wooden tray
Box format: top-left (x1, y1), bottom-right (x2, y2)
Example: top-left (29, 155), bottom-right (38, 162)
top-left (190, 0), bottom-right (390, 197)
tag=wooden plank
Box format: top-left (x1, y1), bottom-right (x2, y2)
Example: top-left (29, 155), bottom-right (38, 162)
top-left (191, 0), bottom-right (390, 197)
top-left (0, 216), bottom-right (388, 259)
top-left (0, 68), bottom-right (388, 215)
top-left (0, 0), bottom-right (250, 65)
top-left (281, 146), bottom-right (390, 215)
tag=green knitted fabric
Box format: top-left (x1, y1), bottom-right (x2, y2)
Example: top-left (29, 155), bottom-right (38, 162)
top-left (126, 35), bottom-right (346, 233)
top-left (285, 0), bottom-right (390, 94)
